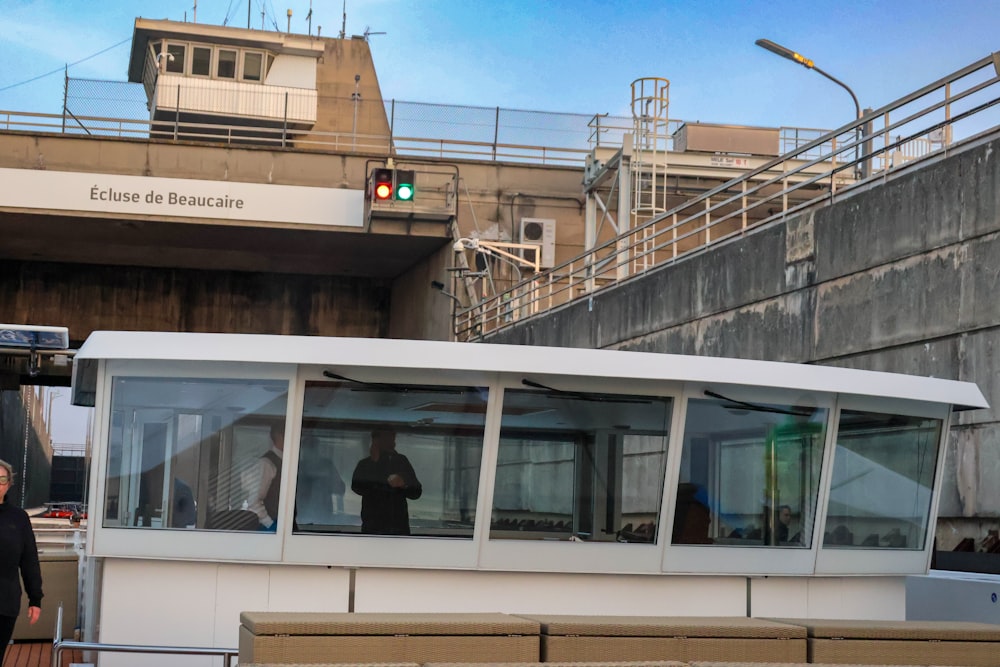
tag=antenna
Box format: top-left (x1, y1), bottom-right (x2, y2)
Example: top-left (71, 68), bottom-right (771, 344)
top-left (339, 0), bottom-right (346, 39)
top-left (306, 0), bottom-right (313, 35)
top-left (193, 0), bottom-right (197, 23)
top-left (363, 26), bottom-right (386, 42)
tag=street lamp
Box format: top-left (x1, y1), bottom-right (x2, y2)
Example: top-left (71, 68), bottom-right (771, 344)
top-left (755, 39), bottom-right (860, 120)
top-left (756, 38), bottom-right (867, 176)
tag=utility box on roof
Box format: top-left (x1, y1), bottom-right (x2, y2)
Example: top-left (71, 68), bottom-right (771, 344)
top-left (674, 122), bottom-right (780, 156)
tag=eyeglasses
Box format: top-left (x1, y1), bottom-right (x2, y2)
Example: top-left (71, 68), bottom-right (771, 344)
top-left (0, 476), bottom-right (10, 484)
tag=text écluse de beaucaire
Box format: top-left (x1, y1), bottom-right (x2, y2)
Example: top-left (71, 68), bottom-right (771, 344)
top-left (90, 186), bottom-right (244, 209)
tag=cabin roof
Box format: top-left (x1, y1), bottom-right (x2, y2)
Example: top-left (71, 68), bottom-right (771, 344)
top-left (74, 330), bottom-right (989, 411)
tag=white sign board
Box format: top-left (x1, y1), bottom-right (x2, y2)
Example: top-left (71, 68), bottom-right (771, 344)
top-left (0, 167), bottom-right (364, 227)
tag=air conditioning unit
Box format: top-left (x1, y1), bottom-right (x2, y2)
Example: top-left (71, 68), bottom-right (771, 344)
top-left (519, 218), bottom-right (556, 269)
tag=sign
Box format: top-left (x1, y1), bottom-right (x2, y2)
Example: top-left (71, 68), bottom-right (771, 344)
top-left (0, 168), bottom-right (364, 228)
top-left (709, 156), bottom-right (751, 169)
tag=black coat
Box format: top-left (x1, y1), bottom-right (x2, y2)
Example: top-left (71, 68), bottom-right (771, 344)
top-left (351, 452), bottom-right (422, 535)
top-left (0, 503), bottom-right (43, 617)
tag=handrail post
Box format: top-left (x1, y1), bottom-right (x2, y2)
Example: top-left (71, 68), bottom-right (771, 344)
top-left (61, 66), bottom-right (68, 134)
top-left (390, 99), bottom-right (396, 144)
top-left (493, 107), bottom-right (500, 160)
top-left (174, 84), bottom-right (180, 140)
top-left (860, 108), bottom-right (874, 179)
top-left (282, 91), bottom-right (289, 148)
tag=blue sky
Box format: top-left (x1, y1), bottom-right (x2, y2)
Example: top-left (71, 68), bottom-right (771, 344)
top-left (2, 0), bottom-right (999, 132)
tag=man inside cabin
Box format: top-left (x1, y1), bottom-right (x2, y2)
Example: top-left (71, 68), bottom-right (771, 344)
top-left (250, 422), bottom-right (284, 531)
top-left (351, 428), bottom-right (422, 535)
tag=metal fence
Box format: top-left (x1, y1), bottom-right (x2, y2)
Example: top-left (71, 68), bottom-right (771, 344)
top-left (454, 51), bottom-right (1000, 341)
top-left (1, 74), bottom-right (838, 167)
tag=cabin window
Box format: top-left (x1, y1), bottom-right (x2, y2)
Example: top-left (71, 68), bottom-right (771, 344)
top-left (243, 52), bottom-right (264, 82)
top-left (103, 377), bottom-right (289, 532)
top-left (191, 46), bottom-right (212, 77)
top-left (822, 410), bottom-right (941, 550)
top-left (673, 394), bottom-right (827, 547)
top-left (490, 389), bottom-right (671, 543)
top-left (165, 43), bottom-right (185, 74)
top-left (217, 49), bottom-right (237, 79)
top-left (293, 380), bottom-right (487, 538)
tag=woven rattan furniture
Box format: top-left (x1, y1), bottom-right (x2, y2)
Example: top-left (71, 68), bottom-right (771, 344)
top-left (514, 616), bottom-right (807, 663)
top-left (424, 662), bottom-right (687, 667)
top-left (238, 612), bottom-right (540, 665)
top-left (687, 663), bottom-right (954, 667)
top-left (772, 618), bottom-right (1000, 666)
top-left (240, 664), bottom-right (420, 667)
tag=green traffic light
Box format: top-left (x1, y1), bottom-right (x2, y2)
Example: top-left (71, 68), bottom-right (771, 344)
top-left (394, 170), bottom-right (415, 201)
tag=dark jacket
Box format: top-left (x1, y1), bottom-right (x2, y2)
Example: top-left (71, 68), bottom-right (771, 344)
top-left (0, 503), bottom-right (42, 617)
top-left (351, 451), bottom-right (422, 535)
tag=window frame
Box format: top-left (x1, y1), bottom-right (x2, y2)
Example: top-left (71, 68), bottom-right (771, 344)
top-left (242, 50), bottom-right (265, 82)
top-left (814, 395), bottom-right (950, 575)
top-left (88, 359), bottom-right (298, 562)
top-left (477, 374), bottom-right (683, 575)
top-left (282, 365), bottom-right (502, 569)
top-left (661, 384), bottom-right (838, 575)
top-left (190, 45), bottom-right (213, 78)
top-left (156, 41), bottom-right (270, 83)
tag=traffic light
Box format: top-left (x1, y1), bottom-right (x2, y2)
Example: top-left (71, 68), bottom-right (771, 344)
top-left (395, 170), bottom-right (415, 201)
top-left (372, 168), bottom-right (393, 201)
top-left (371, 168), bottom-right (416, 202)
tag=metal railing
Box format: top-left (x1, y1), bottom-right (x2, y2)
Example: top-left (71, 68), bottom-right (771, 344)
top-left (52, 640), bottom-right (237, 667)
top-left (50, 603), bottom-right (237, 667)
top-left (454, 51), bottom-right (1000, 341)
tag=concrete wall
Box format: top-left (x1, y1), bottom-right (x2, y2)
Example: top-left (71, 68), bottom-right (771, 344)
top-left (486, 136), bottom-right (1000, 540)
top-left (0, 259), bottom-right (390, 341)
top-left (0, 389), bottom-right (52, 508)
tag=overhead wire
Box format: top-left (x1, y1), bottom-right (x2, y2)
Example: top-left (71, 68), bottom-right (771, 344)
top-left (222, 0), bottom-right (239, 26)
top-left (0, 37), bottom-right (131, 94)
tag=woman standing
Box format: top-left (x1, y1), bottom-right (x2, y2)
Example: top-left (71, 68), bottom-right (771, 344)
top-left (0, 459), bottom-right (42, 664)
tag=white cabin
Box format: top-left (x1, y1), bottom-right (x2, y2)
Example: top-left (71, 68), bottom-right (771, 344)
top-left (71, 331), bottom-right (988, 664)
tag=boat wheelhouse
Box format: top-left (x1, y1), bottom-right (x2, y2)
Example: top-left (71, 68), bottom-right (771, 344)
top-left (71, 331), bottom-right (987, 658)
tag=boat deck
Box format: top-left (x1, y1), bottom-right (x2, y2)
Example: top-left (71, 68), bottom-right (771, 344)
top-left (5, 641), bottom-right (83, 667)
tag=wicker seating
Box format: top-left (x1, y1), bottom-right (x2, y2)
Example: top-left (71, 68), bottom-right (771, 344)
top-left (514, 616), bottom-right (807, 664)
top-left (772, 618), bottom-right (1000, 666)
top-left (423, 662), bottom-right (687, 667)
top-left (238, 612), bottom-right (540, 665)
top-left (237, 612), bottom-right (1000, 666)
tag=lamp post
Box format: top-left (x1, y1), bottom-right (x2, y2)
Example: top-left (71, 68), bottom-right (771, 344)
top-left (755, 39), bottom-right (867, 176)
top-left (755, 39), bottom-right (860, 119)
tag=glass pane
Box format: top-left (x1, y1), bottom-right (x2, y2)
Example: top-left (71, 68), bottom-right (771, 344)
top-left (104, 377), bottom-right (288, 532)
top-left (491, 389), bottom-right (671, 543)
top-left (243, 52), bottom-right (263, 81)
top-left (217, 50), bottom-right (237, 79)
top-left (192, 47), bottom-right (211, 76)
top-left (674, 395), bottom-right (827, 547)
top-left (824, 410), bottom-right (941, 550)
top-left (166, 44), bottom-right (185, 74)
top-left (295, 380), bottom-right (487, 538)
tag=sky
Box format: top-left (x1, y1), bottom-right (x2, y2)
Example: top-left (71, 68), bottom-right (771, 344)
top-left (2, 0), bottom-right (999, 132)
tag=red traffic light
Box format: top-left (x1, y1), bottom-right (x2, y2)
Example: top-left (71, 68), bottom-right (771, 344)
top-left (372, 168), bottom-right (393, 201)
